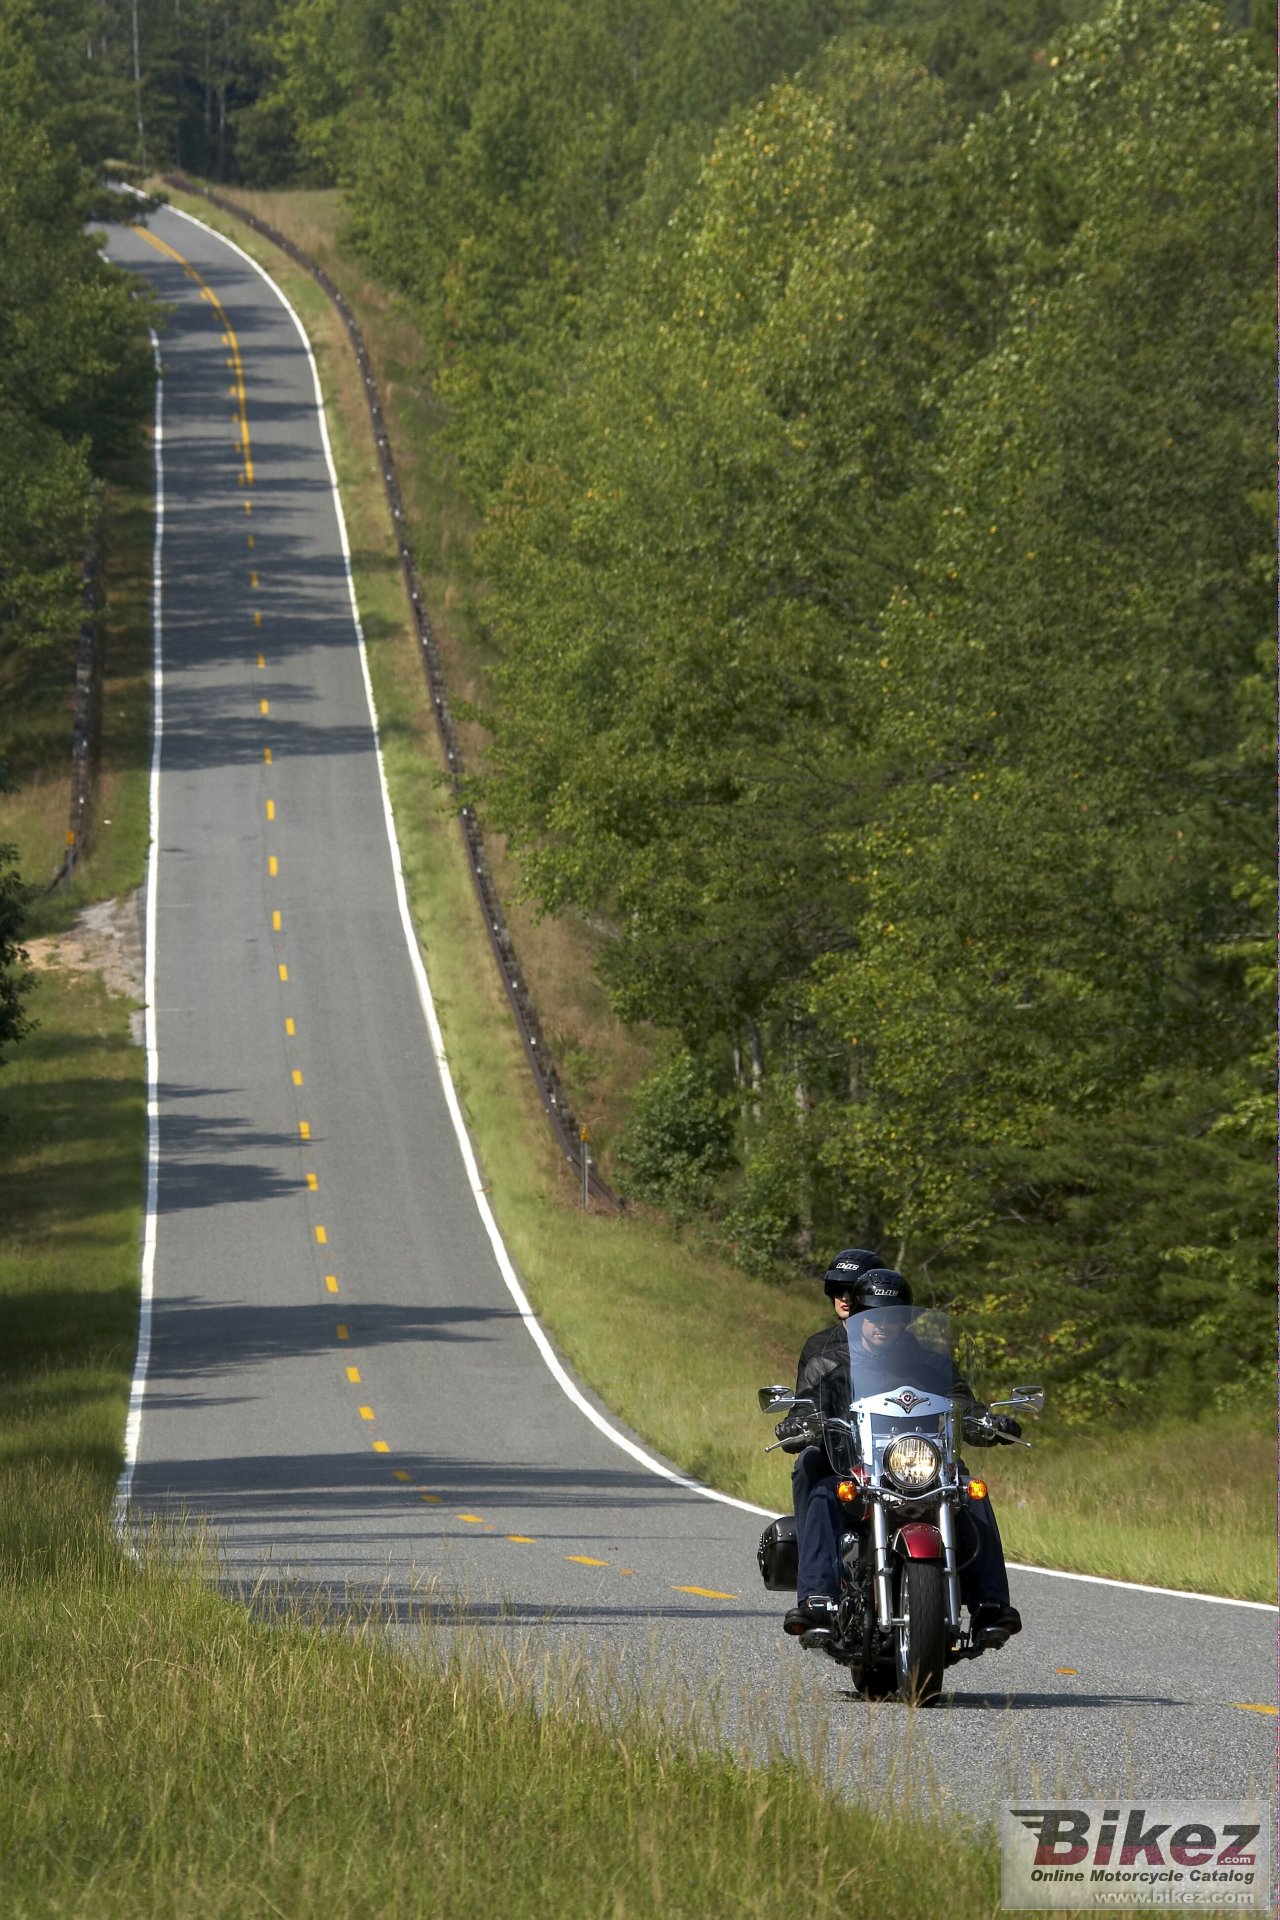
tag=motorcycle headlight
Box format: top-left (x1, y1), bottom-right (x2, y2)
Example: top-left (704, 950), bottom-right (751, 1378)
top-left (883, 1434), bottom-right (941, 1492)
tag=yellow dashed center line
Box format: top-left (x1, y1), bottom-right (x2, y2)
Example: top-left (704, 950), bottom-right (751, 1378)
top-left (292, 1069), bottom-right (304, 1087)
top-left (266, 800), bottom-right (275, 821)
top-left (358, 1406), bottom-right (374, 1421)
top-left (137, 228), bottom-right (253, 484)
top-left (392, 1470), bottom-right (411, 1483)
top-left (298, 1119), bottom-right (309, 1140)
top-left (346, 1367), bottom-right (361, 1385)
top-left (268, 855), bottom-right (278, 877)
top-left (314, 1224), bottom-right (327, 1245)
top-left (335, 1322), bottom-right (348, 1339)
top-left (260, 699), bottom-right (269, 716)
top-left (457, 1514), bottom-right (487, 1525)
top-left (278, 963), bottom-right (289, 983)
top-left (1233, 1703), bottom-right (1278, 1715)
top-left (285, 1017), bottom-right (295, 1035)
top-left (324, 1274), bottom-right (338, 1292)
top-left (507, 1536), bottom-right (536, 1545)
top-left (566, 1555), bottom-right (608, 1568)
top-left (419, 1492), bottom-right (441, 1504)
top-left (258, 654), bottom-right (266, 670)
top-left (263, 746), bottom-right (271, 764)
top-left (254, 609), bottom-right (262, 627)
top-left (673, 1586), bottom-right (737, 1600)
top-left (306, 1173), bottom-right (318, 1191)
top-left (372, 1441), bottom-right (390, 1454)
top-left (273, 911), bottom-right (282, 932)
top-left (250, 571), bottom-right (259, 589)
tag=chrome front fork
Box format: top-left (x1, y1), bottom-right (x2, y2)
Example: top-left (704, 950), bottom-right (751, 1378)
top-left (871, 1494), bottom-right (964, 1632)
top-left (939, 1497), bottom-right (962, 1631)
top-left (871, 1501), bottom-right (893, 1626)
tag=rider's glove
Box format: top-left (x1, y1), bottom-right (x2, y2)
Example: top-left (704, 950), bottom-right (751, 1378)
top-left (992, 1413), bottom-right (1022, 1442)
top-left (774, 1413), bottom-right (817, 1454)
top-left (962, 1408), bottom-right (998, 1448)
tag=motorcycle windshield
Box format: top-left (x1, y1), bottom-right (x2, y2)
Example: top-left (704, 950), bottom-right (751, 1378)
top-left (813, 1307), bottom-right (957, 1476)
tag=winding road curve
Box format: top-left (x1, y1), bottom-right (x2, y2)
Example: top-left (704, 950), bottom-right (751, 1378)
top-left (103, 204), bottom-right (1277, 1826)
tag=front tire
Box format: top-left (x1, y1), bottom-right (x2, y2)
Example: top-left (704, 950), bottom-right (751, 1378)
top-left (894, 1559), bottom-right (946, 1705)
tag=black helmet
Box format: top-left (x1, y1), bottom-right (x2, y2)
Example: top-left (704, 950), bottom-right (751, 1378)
top-left (822, 1248), bottom-right (881, 1299)
top-left (848, 1267), bottom-right (913, 1312)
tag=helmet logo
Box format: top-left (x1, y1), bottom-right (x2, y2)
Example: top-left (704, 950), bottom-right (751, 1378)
top-left (887, 1389), bottom-right (926, 1411)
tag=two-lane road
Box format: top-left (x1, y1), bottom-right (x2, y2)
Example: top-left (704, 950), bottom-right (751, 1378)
top-left (104, 205), bottom-right (1276, 1823)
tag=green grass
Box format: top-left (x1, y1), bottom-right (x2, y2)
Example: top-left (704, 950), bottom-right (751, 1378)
top-left (0, 1503), bottom-right (1012, 1920)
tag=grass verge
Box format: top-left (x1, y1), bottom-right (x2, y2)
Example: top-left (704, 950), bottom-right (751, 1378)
top-left (146, 181), bottom-right (1276, 1605)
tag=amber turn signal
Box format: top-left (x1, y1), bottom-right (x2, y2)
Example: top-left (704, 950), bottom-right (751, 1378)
top-left (967, 1480), bottom-right (988, 1501)
top-left (835, 1480), bottom-right (860, 1503)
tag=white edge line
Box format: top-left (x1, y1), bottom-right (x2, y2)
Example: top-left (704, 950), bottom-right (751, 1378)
top-left (1006, 1561), bottom-right (1278, 1612)
top-left (157, 202), bottom-right (769, 1524)
top-left (140, 206), bottom-right (1280, 1613)
top-left (113, 327), bottom-right (163, 1537)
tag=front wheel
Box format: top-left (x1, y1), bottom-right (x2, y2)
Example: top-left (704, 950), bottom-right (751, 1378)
top-left (894, 1559), bottom-right (946, 1706)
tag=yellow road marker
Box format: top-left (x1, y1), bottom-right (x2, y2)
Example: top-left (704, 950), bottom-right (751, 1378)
top-left (285, 1017), bottom-right (295, 1035)
top-left (325, 1274), bottom-right (338, 1293)
top-left (566, 1555), bottom-right (608, 1568)
top-left (393, 1470), bottom-right (411, 1483)
top-left (358, 1406), bottom-right (374, 1421)
top-left (372, 1441), bottom-right (390, 1454)
top-left (278, 963), bottom-right (288, 982)
top-left (335, 1323), bottom-right (348, 1340)
top-left (1054, 1667), bottom-right (1079, 1675)
top-left (292, 1069), bottom-right (303, 1087)
top-left (263, 746), bottom-right (271, 763)
top-left (419, 1492), bottom-right (440, 1504)
top-left (1233, 1703), bottom-right (1278, 1715)
top-left (250, 571), bottom-right (259, 589)
top-left (244, 500), bottom-right (252, 515)
top-left (298, 1120), bottom-right (310, 1141)
top-left (260, 699), bottom-right (269, 716)
top-left (457, 1514), bottom-right (487, 1525)
top-left (266, 800), bottom-right (275, 820)
top-left (315, 1224), bottom-right (327, 1245)
top-left (673, 1586), bottom-right (737, 1600)
top-left (268, 855), bottom-right (278, 877)
top-left (619, 1569), bottom-right (636, 1577)
top-left (137, 230), bottom-right (254, 486)
top-left (273, 911), bottom-right (282, 932)
top-left (507, 1536), bottom-right (536, 1545)
top-left (258, 654), bottom-right (266, 670)
top-left (346, 1366), bottom-right (361, 1384)
top-left (306, 1173), bottom-right (318, 1191)
top-left (254, 609), bottom-right (262, 627)
top-left (247, 533), bottom-right (255, 549)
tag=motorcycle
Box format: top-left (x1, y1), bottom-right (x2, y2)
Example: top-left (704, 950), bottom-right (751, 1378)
top-left (756, 1304), bottom-right (1042, 1705)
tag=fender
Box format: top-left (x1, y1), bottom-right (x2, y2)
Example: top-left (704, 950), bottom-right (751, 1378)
top-left (893, 1520), bottom-right (944, 1561)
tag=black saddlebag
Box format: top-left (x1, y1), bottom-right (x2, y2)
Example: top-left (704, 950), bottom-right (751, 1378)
top-left (757, 1514), bottom-right (798, 1591)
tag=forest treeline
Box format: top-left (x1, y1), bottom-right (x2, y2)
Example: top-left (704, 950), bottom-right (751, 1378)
top-left (13, 0), bottom-right (1276, 1416)
top-left (0, 0), bottom-right (153, 1068)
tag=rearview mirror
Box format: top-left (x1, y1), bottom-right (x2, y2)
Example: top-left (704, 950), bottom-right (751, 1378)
top-left (1008, 1384), bottom-right (1045, 1416)
top-left (758, 1385), bottom-right (795, 1414)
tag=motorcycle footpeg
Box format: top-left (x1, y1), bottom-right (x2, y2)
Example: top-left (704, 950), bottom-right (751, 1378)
top-left (974, 1625), bottom-right (1010, 1650)
top-left (798, 1625), bottom-right (835, 1650)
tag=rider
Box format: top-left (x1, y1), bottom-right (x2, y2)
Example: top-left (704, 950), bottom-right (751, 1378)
top-left (777, 1262), bottom-right (1023, 1642)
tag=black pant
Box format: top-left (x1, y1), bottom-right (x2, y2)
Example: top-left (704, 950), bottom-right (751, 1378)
top-left (791, 1448), bottom-right (1010, 1610)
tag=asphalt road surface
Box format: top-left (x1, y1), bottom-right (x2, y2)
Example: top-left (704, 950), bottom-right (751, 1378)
top-left (102, 204), bottom-right (1277, 1827)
